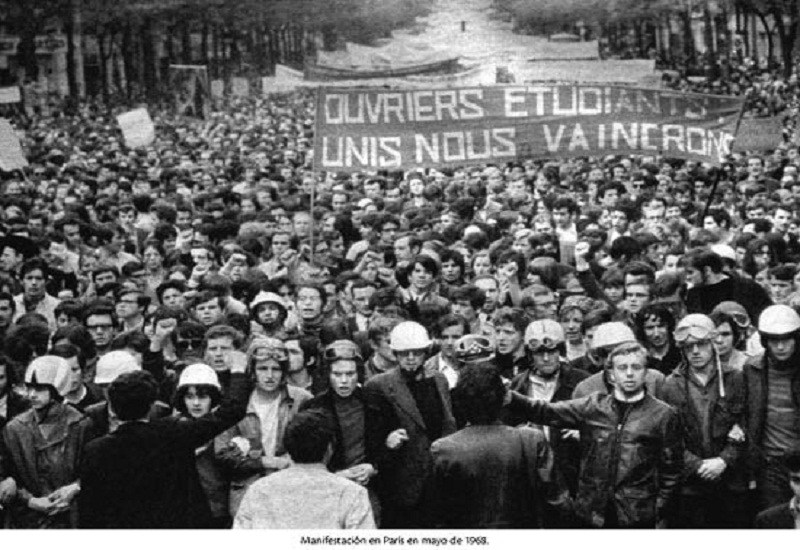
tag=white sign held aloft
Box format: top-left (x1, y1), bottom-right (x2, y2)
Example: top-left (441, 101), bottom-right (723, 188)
top-left (116, 108), bottom-right (155, 149)
top-left (0, 118), bottom-right (28, 171)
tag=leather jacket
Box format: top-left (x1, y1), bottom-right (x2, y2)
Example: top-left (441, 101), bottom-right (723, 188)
top-left (507, 391), bottom-right (683, 527)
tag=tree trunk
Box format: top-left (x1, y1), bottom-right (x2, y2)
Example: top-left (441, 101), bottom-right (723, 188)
top-left (754, 11), bottom-right (775, 69)
top-left (141, 17), bottom-right (158, 99)
top-left (122, 23), bottom-right (134, 99)
top-left (98, 33), bottom-right (108, 100)
top-left (201, 23), bottom-right (210, 65)
top-left (774, 8), bottom-right (798, 78)
top-left (64, 2), bottom-right (78, 97)
top-left (181, 21), bottom-right (191, 64)
top-left (681, 10), bottom-right (695, 69)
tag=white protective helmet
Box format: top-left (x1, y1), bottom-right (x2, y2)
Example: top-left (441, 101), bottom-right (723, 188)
top-left (389, 321), bottom-right (432, 351)
top-left (25, 355), bottom-right (72, 397)
top-left (95, 350), bottom-right (141, 385)
top-left (759, 304), bottom-right (800, 337)
top-left (178, 363), bottom-right (221, 390)
top-left (249, 291), bottom-right (287, 317)
top-left (591, 322), bottom-right (636, 350)
top-left (524, 319), bottom-right (565, 350)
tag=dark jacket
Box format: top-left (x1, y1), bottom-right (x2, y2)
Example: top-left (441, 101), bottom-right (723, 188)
top-left (300, 387), bottom-right (375, 472)
top-left (365, 368), bottom-right (456, 510)
top-left (214, 384), bottom-right (312, 514)
top-left (429, 424), bottom-right (571, 528)
top-left (502, 363), bottom-right (589, 496)
top-left (84, 399), bottom-right (172, 441)
top-left (77, 372), bottom-right (250, 528)
top-left (660, 362), bottom-right (747, 493)
top-left (507, 391), bottom-right (684, 527)
top-left (685, 275), bottom-right (772, 321)
top-left (743, 355), bottom-right (800, 475)
top-left (755, 502), bottom-right (796, 528)
top-left (2, 403), bottom-right (90, 528)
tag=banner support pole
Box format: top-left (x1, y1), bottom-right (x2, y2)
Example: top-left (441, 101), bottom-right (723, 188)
top-left (700, 99), bottom-right (748, 226)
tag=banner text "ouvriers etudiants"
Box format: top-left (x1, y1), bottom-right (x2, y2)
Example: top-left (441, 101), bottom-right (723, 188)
top-left (313, 85), bottom-right (744, 171)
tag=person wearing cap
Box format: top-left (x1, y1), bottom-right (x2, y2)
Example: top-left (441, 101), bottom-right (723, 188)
top-left (364, 321), bottom-right (456, 528)
top-left (301, 340), bottom-right (379, 521)
top-left (683, 248), bottom-right (772, 321)
top-left (502, 319), bottom-right (589, 501)
top-left (745, 304), bottom-right (800, 512)
top-left (249, 290), bottom-right (288, 339)
top-left (572, 322), bottom-right (666, 399)
top-left (78, 349), bottom-right (250, 528)
top-left (1, 356), bottom-right (90, 527)
top-left (660, 314), bottom-right (748, 528)
top-left (173, 363), bottom-right (231, 528)
top-left (214, 337), bottom-right (312, 516)
top-left (506, 341), bottom-right (683, 528)
top-left (429, 364), bottom-right (571, 528)
top-left (424, 314), bottom-right (471, 390)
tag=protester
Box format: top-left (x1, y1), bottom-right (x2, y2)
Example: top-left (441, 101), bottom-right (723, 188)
top-left (233, 409), bottom-right (376, 529)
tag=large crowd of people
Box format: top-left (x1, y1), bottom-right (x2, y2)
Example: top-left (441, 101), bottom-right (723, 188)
top-left (0, 59), bottom-right (799, 530)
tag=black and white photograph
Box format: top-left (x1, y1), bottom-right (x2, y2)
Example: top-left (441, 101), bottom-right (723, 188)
top-left (0, 0), bottom-right (798, 542)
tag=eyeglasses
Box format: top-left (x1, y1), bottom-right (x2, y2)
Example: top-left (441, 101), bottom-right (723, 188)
top-left (87, 324), bottom-right (114, 332)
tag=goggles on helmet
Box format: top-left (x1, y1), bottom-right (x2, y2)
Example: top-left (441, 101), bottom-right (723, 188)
top-left (587, 345), bottom-right (615, 365)
top-left (674, 324), bottom-right (716, 345)
top-left (253, 346), bottom-right (288, 362)
top-left (527, 337), bottom-right (562, 353)
top-left (324, 343), bottom-right (362, 362)
top-left (727, 311), bottom-right (750, 329)
top-left (455, 335), bottom-right (495, 363)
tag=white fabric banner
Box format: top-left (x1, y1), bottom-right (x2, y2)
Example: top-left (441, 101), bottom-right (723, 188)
top-left (116, 108), bottom-right (155, 149)
top-left (0, 86), bottom-right (21, 104)
top-left (0, 118), bottom-right (27, 171)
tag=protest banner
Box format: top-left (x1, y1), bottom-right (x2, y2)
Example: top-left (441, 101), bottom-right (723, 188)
top-left (169, 65), bottom-right (210, 119)
top-left (210, 79), bottom-right (224, 99)
top-left (231, 77), bottom-right (250, 97)
top-left (314, 85), bottom-right (744, 172)
top-left (116, 108), bottom-right (155, 148)
top-left (733, 116), bottom-right (783, 152)
top-left (511, 60), bottom-right (656, 85)
top-left (0, 118), bottom-right (28, 171)
top-left (0, 86), bottom-right (21, 104)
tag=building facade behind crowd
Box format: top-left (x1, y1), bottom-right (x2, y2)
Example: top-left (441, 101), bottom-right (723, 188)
top-left (1, 75), bottom-right (800, 528)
